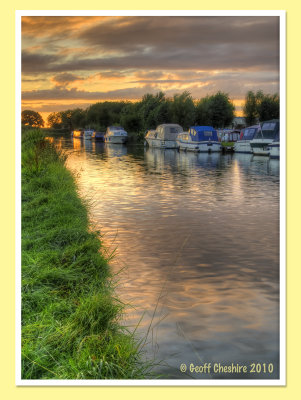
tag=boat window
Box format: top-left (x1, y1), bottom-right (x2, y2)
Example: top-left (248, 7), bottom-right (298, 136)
top-left (243, 128), bottom-right (256, 140)
top-left (262, 122), bottom-right (276, 131)
top-left (203, 131), bottom-right (213, 137)
top-left (261, 122), bottom-right (278, 139)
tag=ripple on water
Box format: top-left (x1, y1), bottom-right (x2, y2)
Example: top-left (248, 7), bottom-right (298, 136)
top-left (63, 139), bottom-right (280, 379)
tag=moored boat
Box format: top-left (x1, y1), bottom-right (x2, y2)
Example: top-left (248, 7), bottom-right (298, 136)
top-left (177, 126), bottom-right (222, 152)
top-left (234, 124), bottom-right (260, 154)
top-left (221, 129), bottom-right (241, 142)
top-left (83, 130), bottom-right (94, 140)
top-left (72, 129), bottom-right (84, 138)
top-left (105, 126), bottom-right (128, 144)
top-left (145, 124), bottom-right (183, 149)
top-left (92, 131), bottom-right (105, 141)
top-left (267, 127), bottom-right (280, 159)
top-left (250, 119), bottom-right (279, 156)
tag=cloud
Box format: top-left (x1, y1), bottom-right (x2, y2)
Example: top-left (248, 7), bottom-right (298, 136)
top-left (22, 86), bottom-right (157, 101)
top-left (78, 16), bottom-right (279, 51)
top-left (21, 16), bottom-right (279, 75)
top-left (22, 47), bottom-right (278, 75)
top-left (22, 51), bottom-right (60, 74)
top-left (22, 16), bottom-right (105, 38)
top-left (21, 71), bottom-right (279, 104)
top-left (22, 77), bottom-right (48, 82)
top-left (21, 15), bottom-right (280, 111)
top-left (51, 72), bottom-right (82, 86)
top-left (21, 102), bottom-right (95, 112)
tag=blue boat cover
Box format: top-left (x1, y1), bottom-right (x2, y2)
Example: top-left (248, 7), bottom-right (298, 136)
top-left (189, 126), bottom-right (218, 142)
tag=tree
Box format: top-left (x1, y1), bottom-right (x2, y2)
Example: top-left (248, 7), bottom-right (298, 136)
top-left (21, 110), bottom-right (44, 127)
top-left (195, 92), bottom-right (235, 128)
top-left (138, 92), bottom-right (171, 131)
top-left (243, 91), bottom-right (258, 126)
top-left (243, 91), bottom-right (279, 124)
top-left (69, 108), bottom-right (86, 128)
top-left (120, 103), bottom-right (142, 132)
top-left (170, 91), bottom-right (195, 130)
top-left (59, 110), bottom-right (74, 130)
top-left (195, 96), bottom-right (212, 126)
top-left (86, 102), bottom-right (125, 130)
top-left (257, 93), bottom-right (279, 121)
top-left (47, 112), bottom-right (62, 129)
top-left (58, 108), bottom-right (87, 130)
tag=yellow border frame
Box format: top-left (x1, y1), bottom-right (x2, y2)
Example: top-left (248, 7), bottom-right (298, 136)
top-left (4, 1), bottom-right (299, 398)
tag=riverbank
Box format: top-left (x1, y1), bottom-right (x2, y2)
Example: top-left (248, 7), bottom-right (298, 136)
top-left (21, 129), bottom-right (152, 379)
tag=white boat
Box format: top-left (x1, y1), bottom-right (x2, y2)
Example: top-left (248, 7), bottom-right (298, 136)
top-left (267, 131), bottom-right (280, 159)
top-left (250, 120), bottom-right (279, 156)
top-left (83, 130), bottom-right (94, 140)
top-left (234, 125), bottom-right (260, 154)
top-left (268, 142), bottom-right (280, 159)
top-left (145, 124), bottom-right (183, 148)
top-left (105, 126), bottom-right (128, 144)
top-left (177, 126), bottom-right (222, 153)
top-left (267, 122), bottom-right (280, 159)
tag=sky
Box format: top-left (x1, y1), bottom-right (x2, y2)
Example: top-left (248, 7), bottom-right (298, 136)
top-left (21, 15), bottom-right (280, 122)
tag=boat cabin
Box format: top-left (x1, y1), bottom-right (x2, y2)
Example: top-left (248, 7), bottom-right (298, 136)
top-left (241, 125), bottom-right (261, 141)
top-left (156, 124), bottom-right (183, 140)
top-left (254, 120), bottom-right (279, 140)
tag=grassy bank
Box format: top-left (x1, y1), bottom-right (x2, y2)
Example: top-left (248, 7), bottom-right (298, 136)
top-left (21, 130), bottom-right (152, 379)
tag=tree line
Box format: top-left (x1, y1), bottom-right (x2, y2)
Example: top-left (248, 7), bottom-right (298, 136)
top-left (21, 90), bottom-right (279, 137)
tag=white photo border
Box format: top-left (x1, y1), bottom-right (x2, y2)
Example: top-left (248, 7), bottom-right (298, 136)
top-left (16, 9), bottom-right (286, 386)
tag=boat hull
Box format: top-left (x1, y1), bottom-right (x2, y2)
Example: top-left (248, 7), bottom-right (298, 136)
top-left (178, 140), bottom-right (221, 152)
top-left (146, 138), bottom-right (178, 149)
top-left (268, 142), bottom-right (280, 159)
top-left (250, 139), bottom-right (272, 156)
top-left (105, 135), bottom-right (128, 144)
top-left (234, 141), bottom-right (253, 154)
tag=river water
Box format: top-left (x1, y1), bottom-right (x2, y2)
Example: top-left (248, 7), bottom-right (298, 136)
top-left (60, 138), bottom-right (280, 380)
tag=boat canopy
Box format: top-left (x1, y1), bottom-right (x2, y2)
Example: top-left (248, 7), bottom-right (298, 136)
top-left (254, 119), bottom-right (279, 140)
top-left (242, 125), bottom-right (260, 140)
top-left (156, 124), bottom-right (183, 140)
top-left (188, 126), bottom-right (218, 142)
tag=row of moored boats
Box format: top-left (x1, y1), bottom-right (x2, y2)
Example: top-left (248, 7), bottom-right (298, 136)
top-left (71, 119), bottom-right (280, 159)
top-left (72, 126), bottom-right (128, 144)
top-left (145, 120), bottom-right (280, 158)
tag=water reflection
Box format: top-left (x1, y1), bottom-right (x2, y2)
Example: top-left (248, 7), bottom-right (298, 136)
top-left (62, 139), bottom-right (280, 380)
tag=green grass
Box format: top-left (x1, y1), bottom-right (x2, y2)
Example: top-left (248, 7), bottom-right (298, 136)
top-left (21, 129), bottom-right (154, 379)
top-left (221, 141), bottom-right (235, 148)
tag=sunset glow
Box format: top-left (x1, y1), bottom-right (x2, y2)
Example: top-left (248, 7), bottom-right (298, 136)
top-left (22, 16), bottom-right (280, 121)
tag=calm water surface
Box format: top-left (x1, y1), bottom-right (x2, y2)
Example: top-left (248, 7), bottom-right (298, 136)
top-left (61, 138), bottom-right (280, 379)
